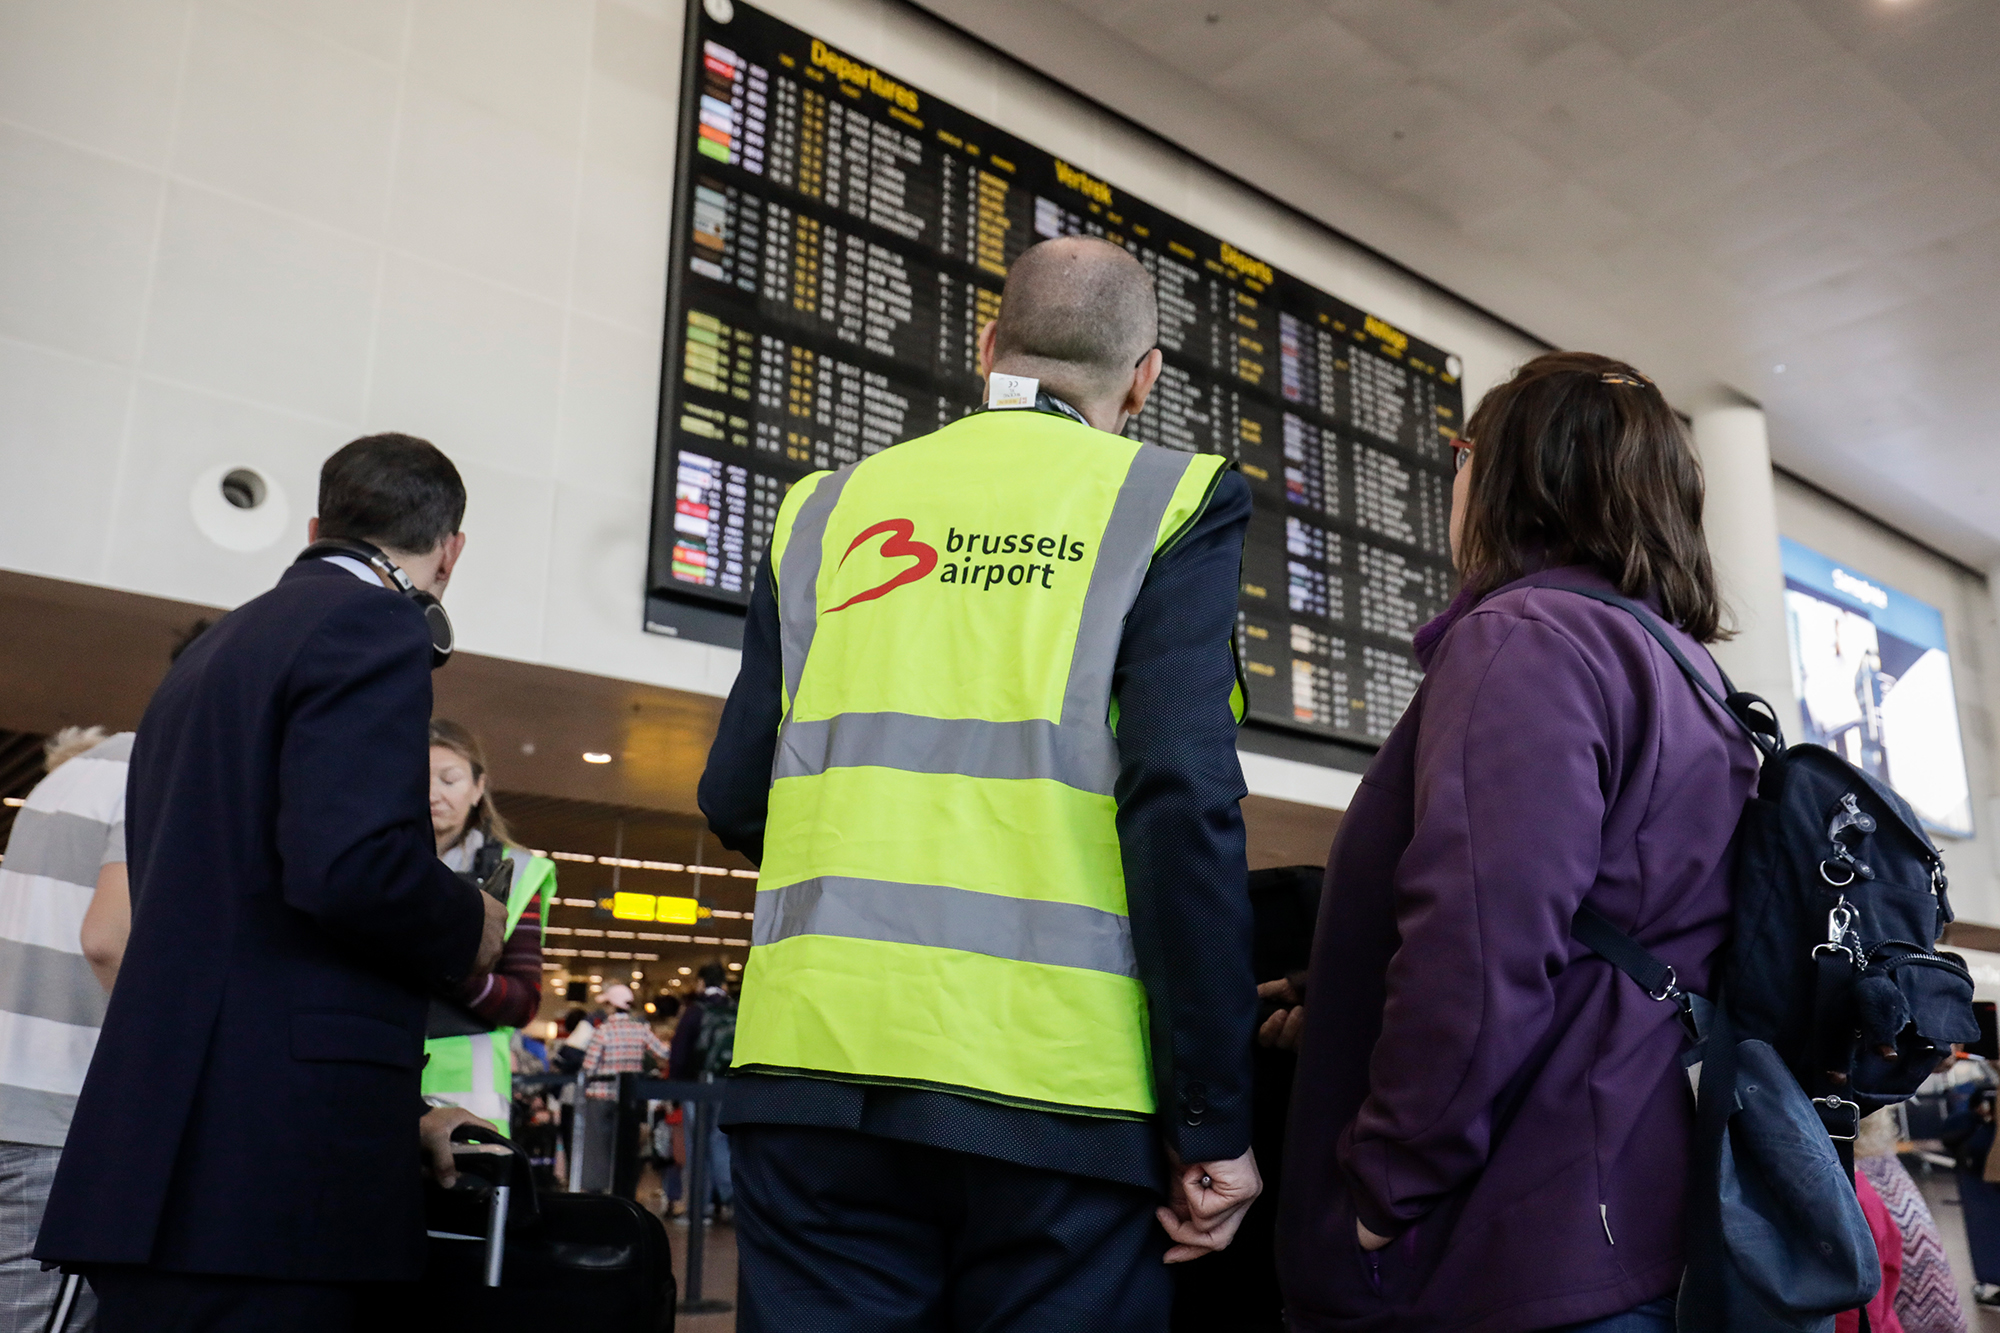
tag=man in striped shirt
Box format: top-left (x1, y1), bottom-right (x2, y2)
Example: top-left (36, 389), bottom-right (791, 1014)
top-left (0, 727), bottom-right (134, 1332)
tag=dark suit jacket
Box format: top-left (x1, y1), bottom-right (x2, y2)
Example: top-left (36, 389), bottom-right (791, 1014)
top-left (37, 560), bottom-right (485, 1282)
top-left (701, 467), bottom-right (1259, 1192)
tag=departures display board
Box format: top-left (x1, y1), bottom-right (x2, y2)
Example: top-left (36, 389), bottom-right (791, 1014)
top-left (646, 0), bottom-right (1465, 746)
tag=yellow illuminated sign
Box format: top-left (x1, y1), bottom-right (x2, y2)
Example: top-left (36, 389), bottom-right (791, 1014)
top-left (609, 893), bottom-right (703, 924)
top-left (655, 896), bottom-right (700, 925)
top-left (611, 893), bottom-right (656, 921)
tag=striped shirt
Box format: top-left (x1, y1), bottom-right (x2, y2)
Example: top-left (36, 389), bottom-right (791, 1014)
top-left (0, 732), bottom-right (132, 1147)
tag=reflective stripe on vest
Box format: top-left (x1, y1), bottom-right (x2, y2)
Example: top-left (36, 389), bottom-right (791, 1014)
top-left (420, 1030), bottom-right (511, 1129)
top-left (735, 411), bottom-right (1227, 1117)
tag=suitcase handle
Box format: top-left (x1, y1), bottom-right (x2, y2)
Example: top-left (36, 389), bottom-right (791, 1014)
top-left (426, 1123), bottom-right (544, 1289)
top-left (443, 1122), bottom-right (541, 1226)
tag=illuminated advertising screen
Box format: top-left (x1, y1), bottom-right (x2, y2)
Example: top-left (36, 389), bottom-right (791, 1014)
top-left (1781, 537), bottom-right (1972, 837)
top-left (644, 0), bottom-right (1465, 748)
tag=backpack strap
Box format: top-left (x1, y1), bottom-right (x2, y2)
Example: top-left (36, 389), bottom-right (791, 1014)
top-left (1572, 904), bottom-right (1707, 1045)
top-left (1541, 585), bottom-right (1786, 761)
top-left (1544, 585), bottom-right (1760, 1039)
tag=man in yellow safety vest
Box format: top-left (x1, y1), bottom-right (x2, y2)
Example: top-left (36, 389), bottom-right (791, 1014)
top-left (699, 235), bottom-right (1261, 1331)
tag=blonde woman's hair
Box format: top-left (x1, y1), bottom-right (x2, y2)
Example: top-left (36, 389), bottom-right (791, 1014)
top-left (44, 726), bottom-right (110, 773)
top-left (428, 718), bottom-right (511, 846)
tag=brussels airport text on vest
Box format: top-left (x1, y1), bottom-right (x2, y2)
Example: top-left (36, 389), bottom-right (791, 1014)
top-left (733, 409), bottom-right (1228, 1117)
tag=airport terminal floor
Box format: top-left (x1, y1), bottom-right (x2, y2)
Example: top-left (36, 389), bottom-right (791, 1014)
top-left (7, 0), bottom-right (2000, 1329)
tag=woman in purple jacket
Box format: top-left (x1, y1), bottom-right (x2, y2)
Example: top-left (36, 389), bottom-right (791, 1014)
top-left (1275, 352), bottom-right (1760, 1332)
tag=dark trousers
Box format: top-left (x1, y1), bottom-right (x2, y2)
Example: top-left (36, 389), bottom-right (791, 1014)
top-left (1958, 1171), bottom-right (2000, 1284)
top-left (90, 1267), bottom-right (402, 1333)
top-left (731, 1124), bottom-right (1170, 1333)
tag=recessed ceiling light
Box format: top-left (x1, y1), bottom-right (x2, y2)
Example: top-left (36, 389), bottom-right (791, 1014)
top-left (582, 751), bottom-right (612, 764)
top-left (678, 966), bottom-right (693, 975)
top-left (728, 962), bottom-right (743, 971)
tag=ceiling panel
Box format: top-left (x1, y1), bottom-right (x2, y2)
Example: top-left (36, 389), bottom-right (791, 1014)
top-left (1013, 0), bottom-right (2000, 563)
top-left (1207, 15), bottom-right (1404, 131)
top-left (1631, 1), bottom-right (1844, 118)
top-left (1549, 0), bottom-right (1747, 62)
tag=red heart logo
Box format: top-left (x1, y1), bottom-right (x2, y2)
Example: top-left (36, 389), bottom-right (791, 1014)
top-left (825, 519), bottom-right (938, 613)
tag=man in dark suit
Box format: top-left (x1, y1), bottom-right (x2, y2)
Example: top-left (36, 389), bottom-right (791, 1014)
top-left (37, 434), bottom-right (506, 1331)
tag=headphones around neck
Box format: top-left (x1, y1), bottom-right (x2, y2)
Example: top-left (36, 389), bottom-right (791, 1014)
top-left (296, 537), bottom-right (455, 669)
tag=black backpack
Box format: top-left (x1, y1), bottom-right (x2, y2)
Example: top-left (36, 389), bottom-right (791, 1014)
top-left (1554, 587), bottom-right (1980, 1332)
top-left (693, 993), bottom-right (738, 1079)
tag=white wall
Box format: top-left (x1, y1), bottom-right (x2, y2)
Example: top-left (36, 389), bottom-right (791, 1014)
top-left (0, 0), bottom-right (740, 698)
top-left (0, 0), bottom-right (1543, 809)
top-left (1775, 474), bottom-right (2000, 926)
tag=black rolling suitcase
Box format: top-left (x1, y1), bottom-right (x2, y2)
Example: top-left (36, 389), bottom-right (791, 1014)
top-left (417, 1122), bottom-right (676, 1331)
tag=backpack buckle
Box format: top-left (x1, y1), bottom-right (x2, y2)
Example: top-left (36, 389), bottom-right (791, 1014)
top-left (1812, 1095), bottom-right (1860, 1142)
top-left (1646, 966), bottom-right (1680, 1003)
top-left (1813, 900), bottom-right (1857, 957)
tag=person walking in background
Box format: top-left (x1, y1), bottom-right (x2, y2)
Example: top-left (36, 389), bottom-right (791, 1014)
top-left (580, 983), bottom-right (670, 1196)
top-left (1941, 1088), bottom-right (2000, 1308)
top-left (0, 727), bottom-right (134, 1333)
top-left (1278, 353), bottom-right (1760, 1332)
top-left (36, 434), bottom-right (504, 1330)
top-left (1856, 1110), bottom-right (1965, 1333)
top-left (668, 962), bottom-right (738, 1221)
top-left (700, 235), bottom-right (1261, 1331)
top-left (422, 719), bottom-right (557, 1131)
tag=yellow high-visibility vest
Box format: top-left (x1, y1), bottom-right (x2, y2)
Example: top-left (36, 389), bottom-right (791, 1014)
top-left (421, 845), bottom-right (556, 1128)
top-left (733, 408), bottom-right (1230, 1117)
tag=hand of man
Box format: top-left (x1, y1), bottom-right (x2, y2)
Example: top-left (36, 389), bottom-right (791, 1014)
top-left (1357, 1219), bottom-right (1395, 1252)
top-left (1256, 978), bottom-right (1306, 1051)
top-left (420, 1105), bottom-right (488, 1189)
top-left (472, 892), bottom-right (506, 974)
top-left (1157, 1146), bottom-right (1262, 1263)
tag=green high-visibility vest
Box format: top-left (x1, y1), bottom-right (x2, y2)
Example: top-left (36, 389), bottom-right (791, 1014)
top-left (733, 408), bottom-right (1232, 1118)
top-left (421, 845), bottom-right (557, 1127)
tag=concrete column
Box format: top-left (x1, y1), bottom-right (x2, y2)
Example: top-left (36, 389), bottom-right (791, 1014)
top-left (1689, 398), bottom-right (1798, 733)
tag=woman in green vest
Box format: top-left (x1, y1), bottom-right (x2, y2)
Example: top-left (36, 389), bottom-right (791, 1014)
top-left (422, 719), bottom-right (557, 1129)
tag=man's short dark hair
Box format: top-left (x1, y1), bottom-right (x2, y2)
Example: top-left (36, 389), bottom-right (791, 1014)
top-left (699, 961), bottom-right (727, 988)
top-left (991, 237), bottom-right (1158, 403)
top-left (318, 433), bottom-right (465, 554)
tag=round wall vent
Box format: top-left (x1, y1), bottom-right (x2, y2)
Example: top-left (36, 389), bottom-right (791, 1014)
top-left (190, 464), bottom-right (290, 552)
top-left (220, 468), bottom-right (266, 510)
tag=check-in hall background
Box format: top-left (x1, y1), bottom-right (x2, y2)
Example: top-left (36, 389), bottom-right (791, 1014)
top-left (6, 0), bottom-right (2000, 967)
top-left (0, 566), bottom-right (1341, 1019)
top-left (10, 1), bottom-right (2000, 1326)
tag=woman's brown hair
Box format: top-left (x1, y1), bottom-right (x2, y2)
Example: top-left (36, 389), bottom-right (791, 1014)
top-left (429, 718), bottom-right (511, 846)
top-left (1456, 351), bottom-right (1730, 643)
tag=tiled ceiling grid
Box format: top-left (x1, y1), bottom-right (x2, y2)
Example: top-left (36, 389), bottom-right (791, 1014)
top-left (1038, 0), bottom-right (2000, 563)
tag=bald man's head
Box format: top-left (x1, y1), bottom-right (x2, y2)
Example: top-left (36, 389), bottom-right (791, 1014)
top-left (989, 237), bottom-right (1158, 407)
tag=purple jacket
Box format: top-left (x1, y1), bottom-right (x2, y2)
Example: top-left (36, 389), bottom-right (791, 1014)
top-left (1277, 567), bottom-right (1759, 1333)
